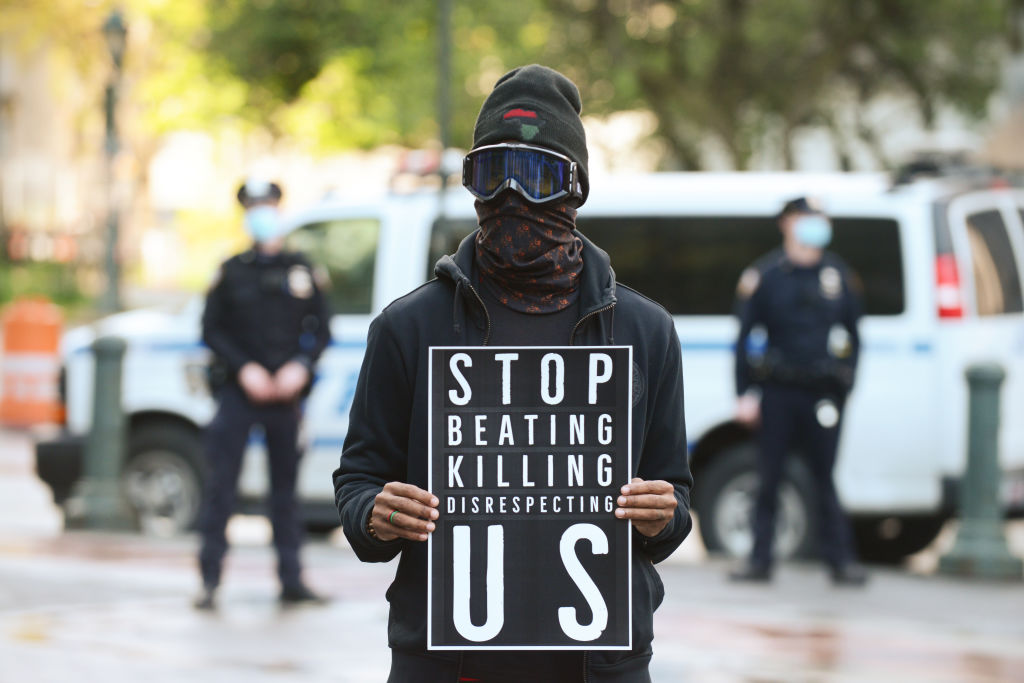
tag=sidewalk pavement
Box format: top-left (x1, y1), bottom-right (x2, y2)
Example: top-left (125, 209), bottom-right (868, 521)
top-left (2, 427), bottom-right (1023, 682)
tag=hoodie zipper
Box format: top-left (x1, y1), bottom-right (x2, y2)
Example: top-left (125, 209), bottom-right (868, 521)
top-left (570, 303), bottom-right (616, 345)
top-left (575, 303), bottom-right (612, 683)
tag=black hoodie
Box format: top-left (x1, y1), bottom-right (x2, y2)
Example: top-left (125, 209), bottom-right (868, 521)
top-left (333, 230), bottom-right (693, 682)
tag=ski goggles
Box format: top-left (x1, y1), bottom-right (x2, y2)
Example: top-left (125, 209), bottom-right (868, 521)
top-left (462, 143), bottom-right (579, 204)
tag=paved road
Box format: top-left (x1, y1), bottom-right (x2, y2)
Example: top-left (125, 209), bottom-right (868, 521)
top-left (2, 428), bottom-right (1023, 682)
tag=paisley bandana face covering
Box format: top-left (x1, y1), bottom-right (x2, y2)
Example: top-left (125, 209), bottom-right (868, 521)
top-left (474, 192), bottom-right (583, 313)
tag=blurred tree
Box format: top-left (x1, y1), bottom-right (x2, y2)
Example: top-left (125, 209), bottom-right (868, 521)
top-left (131, 1), bottom-right (249, 136)
top-left (12, 0), bottom-right (1013, 170)
top-left (191, 0), bottom-right (1014, 168)
top-left (201, 0), bottom-right (559, 150)
top-left (544, 0), bottom-right (1011, 169)
top-left (0, 0), bottom-right (108, 71)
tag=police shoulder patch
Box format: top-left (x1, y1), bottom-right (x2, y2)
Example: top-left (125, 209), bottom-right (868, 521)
top-left (736, 268), bottom-right (761, 299)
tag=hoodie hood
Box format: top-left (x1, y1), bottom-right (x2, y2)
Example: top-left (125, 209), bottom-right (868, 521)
top-left (433, 228), bottom-right (617, 341)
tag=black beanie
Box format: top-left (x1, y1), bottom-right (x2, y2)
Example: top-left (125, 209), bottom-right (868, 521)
top-left (472, 64), bottom-right (590, 204)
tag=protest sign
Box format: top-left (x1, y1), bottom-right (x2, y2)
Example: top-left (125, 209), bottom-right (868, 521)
top-left (427, 346), bottom-right (632, 650)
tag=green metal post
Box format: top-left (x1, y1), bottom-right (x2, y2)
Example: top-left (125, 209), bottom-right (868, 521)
top-left (75, 335), bottom-right (133, 529)
top-left (100, 10), bottom-right (126, 314)
top-left (938, 363), bottom-right (1023, 580)
top-left (100, 80), bottom-right (121, 314)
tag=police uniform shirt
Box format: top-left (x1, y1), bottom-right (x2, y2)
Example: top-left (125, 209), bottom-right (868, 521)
top-left (734, 248), bottom-right (861, 396)
top-left (202, 248), bottom-right (331, 378)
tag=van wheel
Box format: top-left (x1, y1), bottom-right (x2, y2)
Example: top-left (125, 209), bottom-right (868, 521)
top-left (852, 516), bottom-right (946, 565)
top-left (695, 442), bottom-right (816, 561)
top-left (122, 422), bottom-right (203, 537)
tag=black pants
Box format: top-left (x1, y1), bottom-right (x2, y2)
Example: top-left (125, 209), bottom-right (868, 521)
top-left (198, 384), bottom-right (305, 589)
top-left (750, 383), bottom-right (856, 569)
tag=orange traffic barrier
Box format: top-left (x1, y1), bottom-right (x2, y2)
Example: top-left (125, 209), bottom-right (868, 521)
top-left (0, 297), bottom-right (64, 425)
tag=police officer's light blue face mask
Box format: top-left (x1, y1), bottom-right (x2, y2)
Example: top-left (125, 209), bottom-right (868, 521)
top-left (244, 206), bottom-right (282, 243)
top-left (793, 215), bottom-right (832, 248)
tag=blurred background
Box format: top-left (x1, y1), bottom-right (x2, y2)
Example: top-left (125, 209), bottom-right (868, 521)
top-left (2, 2), bottom-right (1024, 681)
top-left (1, 0), bottom-right (1023, 311)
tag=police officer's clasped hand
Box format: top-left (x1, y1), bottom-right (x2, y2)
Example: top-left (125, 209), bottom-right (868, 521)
top-left (735, 393), bottom-right (761, 427)
top-left (238, 362), bottom-right (278, 403)
top-left (615, 478), bottom-right (678, 537)
top-left (273, 361), bottom-right (310, 401)
top-left (372, 482), bottom-right (439, 542)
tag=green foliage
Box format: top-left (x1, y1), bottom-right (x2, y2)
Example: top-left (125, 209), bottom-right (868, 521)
top-left (184, 0), bottom-right (1014, 167)
top-left (546, 0), bottom-right (1011, 168)
top-left (570, 0), bottom-right (1004, 169)
top-left (129, 0), bottom-right (252, 135)
top-left (199, 0), bottom-right (557, 150)
top-left (0, 262), bottom-right (90, 310)
top-left (0, 0), bottom-right (109, 73)
top-left (8, 0), bottom-right (1014, 165)
top-left (206, 0), bottom-right (356, 106)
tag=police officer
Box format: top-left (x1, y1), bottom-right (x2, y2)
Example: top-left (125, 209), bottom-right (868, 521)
top-left (730, 197), bottom-right (867, 586)
top-left (194, 178), bottom-right (332, 609)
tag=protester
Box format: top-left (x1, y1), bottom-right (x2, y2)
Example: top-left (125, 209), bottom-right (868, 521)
top-left (730, 197), bottom-right (867, 586)
top-left (194, 178), bottom-right (332, 610)
top-left (334, 64), bottom-right (693, 682)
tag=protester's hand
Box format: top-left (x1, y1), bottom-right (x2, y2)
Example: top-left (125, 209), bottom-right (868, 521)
top-left (371, 482), bottom-right (439, 542)
top-left (238, 362), bottom-right (276, 403)
top-left (615, 477), bottom-right (677, 538)
top-left (735, 393), bottom-right (760, 427)
top-left (273, 361), bottom-right (310, 401)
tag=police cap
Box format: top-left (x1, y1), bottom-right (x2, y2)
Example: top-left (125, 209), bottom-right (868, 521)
top-left (778, 196), bottom-right (825, 219)
top-left (236, 178), bottom-right (283, 206)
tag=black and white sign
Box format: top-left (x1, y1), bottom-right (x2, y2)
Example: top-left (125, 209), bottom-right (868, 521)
top-left (427, 346), bottom-right (633, 650)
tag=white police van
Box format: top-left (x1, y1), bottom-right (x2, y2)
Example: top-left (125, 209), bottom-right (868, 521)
top-left (37, 168), bottom-right (1024, 562)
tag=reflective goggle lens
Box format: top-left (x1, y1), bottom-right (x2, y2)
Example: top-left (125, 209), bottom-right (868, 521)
top-left (463, 145), bottom-right (575, 203)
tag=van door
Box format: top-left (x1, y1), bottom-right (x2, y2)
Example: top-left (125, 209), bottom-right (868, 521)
top-left (945, 192), bottom-right (1024, 479)
top-left (237, 217), bottom-right (383, 505)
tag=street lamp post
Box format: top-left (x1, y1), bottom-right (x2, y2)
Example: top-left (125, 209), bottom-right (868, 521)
top-left (435, 0), bottom-right (453, 234)
top-left (100, 10), bottom-right (126, 314)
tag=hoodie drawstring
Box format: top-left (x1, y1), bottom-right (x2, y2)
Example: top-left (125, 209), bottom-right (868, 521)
top-left (452, 278), bottom-right (465, 335)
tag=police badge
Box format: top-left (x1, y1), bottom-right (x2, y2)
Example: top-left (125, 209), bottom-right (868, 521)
top-left (287, 265), bottom-right (314, 299)
top-left (819, 266), bottom-right (842, 300)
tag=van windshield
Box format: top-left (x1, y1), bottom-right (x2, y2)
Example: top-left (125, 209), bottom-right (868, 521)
top-left (428, 215), bottom-right (905, 316)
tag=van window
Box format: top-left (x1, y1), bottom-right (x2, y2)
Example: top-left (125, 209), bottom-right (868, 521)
top-left (427, 215), bottom-right (904, 316)
top-left (287, 218), bottom-right (380, 314)
top-left (576, 216), bottom-right (904, 316)
top-left (831, 217), bottom-right (905, 316)
top-left (965, 210), bottom-right (1024, 315)
top-left (577, 216), bottom-right (775, 315)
